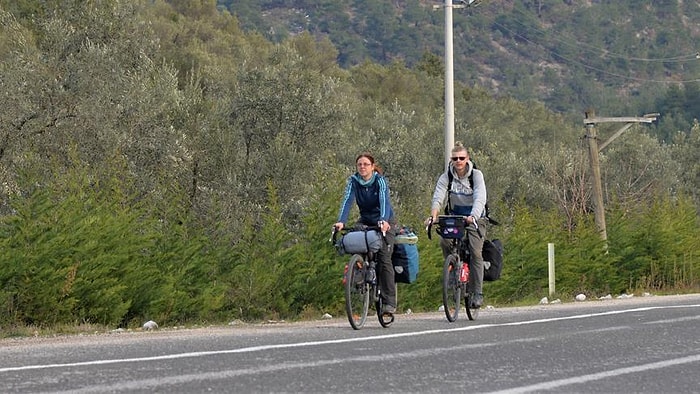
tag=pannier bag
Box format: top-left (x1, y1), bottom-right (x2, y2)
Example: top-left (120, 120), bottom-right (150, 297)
top-left (483, 239), bottom-right (504, 281)
top-left (395, 228), bottom-right (418, 244)
top-left (438, 215), bottom-right (466, 239)
top-left (338, 230), bottom-right (382, 255)
top-left (392, 243), bottom-right (419, 284)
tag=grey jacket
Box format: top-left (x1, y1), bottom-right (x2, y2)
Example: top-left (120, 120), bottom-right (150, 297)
top-left (430, 160), bottom-right (487, 219)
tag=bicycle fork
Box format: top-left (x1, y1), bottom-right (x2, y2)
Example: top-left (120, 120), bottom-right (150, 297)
top-left (367, 261), bottom-right (379, 303)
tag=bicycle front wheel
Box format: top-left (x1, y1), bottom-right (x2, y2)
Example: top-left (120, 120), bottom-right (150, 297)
top-left (465, 292), bottom-right (480, 321)
top-left (345, 254), bottom-right (370, 330)
top-left (442, 254), bottom-right (461, 322)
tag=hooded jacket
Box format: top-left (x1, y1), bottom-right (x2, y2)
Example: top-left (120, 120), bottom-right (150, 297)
top-left (430, 160), bottom-right (487, 219)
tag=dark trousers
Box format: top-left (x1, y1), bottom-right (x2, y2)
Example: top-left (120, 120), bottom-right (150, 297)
top-left (356, 219), bottom-right (397, 308)
top-left (377, 225), bottom-right (396, 307)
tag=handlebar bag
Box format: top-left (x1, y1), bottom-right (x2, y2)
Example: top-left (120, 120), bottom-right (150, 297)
top-left (438, 216), bottom-right (465, 239)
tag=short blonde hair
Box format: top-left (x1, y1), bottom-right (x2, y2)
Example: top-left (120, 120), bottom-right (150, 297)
top-left (451, 141), bottom-right (469, 156)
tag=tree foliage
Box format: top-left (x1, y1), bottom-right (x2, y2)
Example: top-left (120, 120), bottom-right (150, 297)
top-left (0, 1), bottom-right (698, 330)
top-left (218, 0), bottom-right (700, 144)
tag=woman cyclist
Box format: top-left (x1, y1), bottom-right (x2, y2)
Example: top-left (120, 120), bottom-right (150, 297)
top-left (334, 153), bottom-right (398, 314)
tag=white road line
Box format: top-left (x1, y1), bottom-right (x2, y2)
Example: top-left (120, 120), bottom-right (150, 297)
top-left (642, 314), bottom-right (700, 324)
top-left (49, 337), bottom-right (546, 393)
top-left (486, 354), bottom-right (700, 394)
top-left (1, 304), bottom-right (698, 373)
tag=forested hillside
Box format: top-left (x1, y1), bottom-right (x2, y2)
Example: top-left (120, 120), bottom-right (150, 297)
top-left (219, 0), bottom-right (700, 142)
top-left (0, 0), bottom-right (698, 332)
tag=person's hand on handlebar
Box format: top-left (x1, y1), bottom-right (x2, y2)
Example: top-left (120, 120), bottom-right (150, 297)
top-left (334, 222), bottom-right (344, 231)
top-left (378, 220), bottom-right (390, 235)
top-left (425, 208), bottom-right (439, 229)
top-left (464, 215), bottom-right (479, 229)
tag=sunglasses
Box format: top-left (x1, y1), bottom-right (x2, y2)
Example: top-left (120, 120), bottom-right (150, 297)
top-left (451, 156), bottom-right (467, 162)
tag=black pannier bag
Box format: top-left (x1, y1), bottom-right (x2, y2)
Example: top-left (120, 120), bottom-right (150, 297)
top-left (482, 239), bottom-right (503, 281)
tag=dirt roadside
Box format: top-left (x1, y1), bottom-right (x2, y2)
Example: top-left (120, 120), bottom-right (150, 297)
top-left (1, 292), bottom-right (698, 348)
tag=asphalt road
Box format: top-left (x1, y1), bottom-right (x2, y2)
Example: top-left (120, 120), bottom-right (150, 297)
top-left (1, 293), bottom-right (699, 393)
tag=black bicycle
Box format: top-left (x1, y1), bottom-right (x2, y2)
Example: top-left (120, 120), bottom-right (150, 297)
top-left (427, 215), bottom-right (479, 322)
top-left (332, 226), bottom-right (394, 330)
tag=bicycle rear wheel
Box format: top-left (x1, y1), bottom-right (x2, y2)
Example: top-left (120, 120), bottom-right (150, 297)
top-left (345, 254), bottom-right (370, 330)
top-left (442, 254), bottom-right (461, 322)
top-left (465, 292), bottom-right (480, 320)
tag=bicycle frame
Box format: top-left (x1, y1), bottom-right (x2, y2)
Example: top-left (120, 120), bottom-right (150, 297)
top-left (427, 215), bottom-right (479, 322)
top-left (332, 226), bottom-right (394, 329)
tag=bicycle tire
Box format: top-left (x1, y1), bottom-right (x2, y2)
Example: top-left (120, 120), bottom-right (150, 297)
top-left (344, 254), bottom-right (370, 330)
top-left (378, 310), bottom-right (394, 327)
top-left (465, 292), bottom-right (480, 320)
top-left (442, 254), bottom-right (461, 322)
top-left (377, 283), bottom-right (396, 328)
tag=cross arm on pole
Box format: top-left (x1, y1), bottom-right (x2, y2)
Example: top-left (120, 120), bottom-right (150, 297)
top-left (584, 113), bottom-right (659, 152)
top-left (432, 0), bottom-right (481, 10)
top-left (583, 113), bottom-right (658, 125)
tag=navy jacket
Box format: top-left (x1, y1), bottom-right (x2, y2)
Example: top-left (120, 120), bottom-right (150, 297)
top-left (337, 172), bottom-right (394, 226)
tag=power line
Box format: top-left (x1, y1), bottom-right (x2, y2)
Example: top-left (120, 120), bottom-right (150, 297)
top-left (502, 7), bottom-right (699, 64)
top-left (487, 17), bottom-right (700, 84)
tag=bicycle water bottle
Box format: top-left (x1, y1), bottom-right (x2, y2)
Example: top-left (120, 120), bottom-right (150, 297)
top-left (460, 261), bottom-right (469, 282)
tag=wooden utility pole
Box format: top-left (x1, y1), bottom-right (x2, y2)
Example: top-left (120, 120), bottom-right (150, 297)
top-left (583, 110), bottom-right (659, 242)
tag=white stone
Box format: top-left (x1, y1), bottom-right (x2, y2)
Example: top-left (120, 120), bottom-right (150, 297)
top-left (143, 320), bottom-right (158, 330)
top-left (575, 293), bottom-right (586, 301)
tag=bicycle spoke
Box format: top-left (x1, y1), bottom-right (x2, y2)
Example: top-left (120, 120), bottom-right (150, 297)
top-left (345, 255), bottom-right (370, 329)
top-left (442, 254), bottom-right (461, 322)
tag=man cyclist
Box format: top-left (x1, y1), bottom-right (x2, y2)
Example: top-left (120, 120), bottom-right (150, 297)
top-left (426, 142), bottom-right (488, 308)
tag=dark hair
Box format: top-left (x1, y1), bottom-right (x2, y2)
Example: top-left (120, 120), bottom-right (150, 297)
top-left (356, 152), bottom-right (383, 175)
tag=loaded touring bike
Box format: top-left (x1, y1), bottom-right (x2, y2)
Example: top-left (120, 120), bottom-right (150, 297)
top-left (332, 225), bottom-right (394, 330)
top-left (427, 215), bottom-right (480, 322)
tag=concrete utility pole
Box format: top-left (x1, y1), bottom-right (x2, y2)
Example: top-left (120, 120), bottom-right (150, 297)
top-left (583, 110), bottom-right (659, 242)
top-left (433, 0), bottom-right (481, 171)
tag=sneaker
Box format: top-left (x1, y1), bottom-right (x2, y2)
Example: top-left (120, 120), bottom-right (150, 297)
top-left (382, 304), bottom-right (396, 314)
top-left (471, 293), bottom-right (483, 308)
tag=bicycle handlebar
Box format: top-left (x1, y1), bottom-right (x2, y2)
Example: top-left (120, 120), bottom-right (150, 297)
top-left (427, 215), bottom-right (476, 241)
